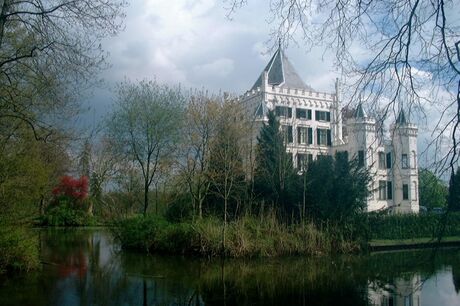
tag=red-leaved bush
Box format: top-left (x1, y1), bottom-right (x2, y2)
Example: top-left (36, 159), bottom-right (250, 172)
top-left (52, 176), bottom-right (89, 201)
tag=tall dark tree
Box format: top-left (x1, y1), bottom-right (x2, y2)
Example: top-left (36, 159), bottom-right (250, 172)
top-left (253, 110), bottom-right (300, 219)
top-left (306, 152), bottom-right (370, 223)
top-left (448, 167), bottom-right (460, 212)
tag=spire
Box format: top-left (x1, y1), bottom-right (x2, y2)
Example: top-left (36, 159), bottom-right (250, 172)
top-left (354, 102), bottom-right (367, 119)
top-left (250, 45), bottom-right (314, 91)
top-left (396, 110), bottom-right (407, 124)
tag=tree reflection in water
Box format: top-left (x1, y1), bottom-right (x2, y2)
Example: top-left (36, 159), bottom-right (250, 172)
top-left (0, 229), bottom-right (459, 306)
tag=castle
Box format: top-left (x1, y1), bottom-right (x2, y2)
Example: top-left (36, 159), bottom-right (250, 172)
top-left (241, 44), bottom-right (419, 213)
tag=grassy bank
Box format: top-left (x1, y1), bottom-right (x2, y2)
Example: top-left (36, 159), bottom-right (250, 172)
top-left (111, 212), bottom-right (460, 257)
top-left (111, 214), bottom-right (362, 257)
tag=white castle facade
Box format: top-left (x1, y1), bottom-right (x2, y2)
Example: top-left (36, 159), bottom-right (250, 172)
top-left (241, 45), bottom-right (419, 213)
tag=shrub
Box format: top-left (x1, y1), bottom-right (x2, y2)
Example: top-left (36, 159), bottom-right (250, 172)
top-left (366, 212), bottom-right (460, 240)
top-left (111, 214), bottom-right (169, 252)
top-left (164, 197), bottom-right (193, 223)
top-left (40, 203), bottom-right (93, 226)
top-left (52, 176), bottom-right (89, 201)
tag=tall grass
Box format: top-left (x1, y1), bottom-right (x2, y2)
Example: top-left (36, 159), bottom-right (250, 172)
top-left (111, 213), bottom-right (360, 257)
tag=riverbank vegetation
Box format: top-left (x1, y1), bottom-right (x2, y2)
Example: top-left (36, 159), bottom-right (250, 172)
top-left (112, 214), bottom-right (362, 257)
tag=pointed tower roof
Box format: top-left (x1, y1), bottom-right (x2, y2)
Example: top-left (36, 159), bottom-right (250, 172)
top-left (251, 44), bottom-right (314, 91)
top-left (396, 110), bottom-right (407, 124)
top-left (354, 102), bottom-right (367, 119)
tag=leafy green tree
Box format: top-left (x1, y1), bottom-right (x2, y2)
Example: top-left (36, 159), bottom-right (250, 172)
top-left (0, 0), bottom-right (126, 138)
top-left (207, 101), bottom-right (246, 219)
top-left (179, 93), bottom-right (220, 219)
top-left (418, 169), bottom-right (448, 210)
top-left (253, 110), bottom-right (300, 219)
top-left (306, 152), bottom-right (370, 223)
top-left (106, 80), bottom-right (185, 215)
top-left (206, 100), bottom-right (247, 251)
top-left (448, 167), bottom-right (460, 212)
top-left (0, 123), bottom-right (70, 223)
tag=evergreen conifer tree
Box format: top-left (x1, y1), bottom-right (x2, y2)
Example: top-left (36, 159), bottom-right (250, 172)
top-left (253, 110), bottom-right (300, 219)
top-left (448, 167), bottom-right (460, 211)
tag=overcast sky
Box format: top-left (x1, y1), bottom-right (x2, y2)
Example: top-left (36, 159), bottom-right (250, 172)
top-left (78, 0), bottom-right (450, 170)
top-left (81, 0), bottom-right (339, 124)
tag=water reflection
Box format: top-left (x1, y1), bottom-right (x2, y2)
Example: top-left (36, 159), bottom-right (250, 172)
top-left (368, 274), bottom-right (421, 306)
top-left (0, 229), bottom-right (459, 306)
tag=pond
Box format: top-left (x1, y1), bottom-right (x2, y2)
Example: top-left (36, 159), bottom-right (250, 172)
top-left (0, 228), bottom-right (459, 305)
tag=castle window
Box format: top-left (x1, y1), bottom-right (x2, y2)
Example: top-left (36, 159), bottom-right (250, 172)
top-left (317, 128), bottom-right (331, 146)
top-left (369, 182), bottom-right (375, 200)
top-left (275, 106), bottom-right (292, 118)
top-left (386, 152), bottom-right (392, 169)
top-left (379, 181), bottom-right (387, 200)
top-left (402, 154), bottom-right (409, 169)
top-left (281, 125), bottom-right (293, 143)
top-left (315, 110), bottom-right (331, 122)
top-left (297, 127), bottom-right (313, 144)
top-left (296, 108), bottom-right (312, 120)
top-left (297, 153), bottom-right (313, 171)
top-left (403, 184), bottom-right (409, 200)
top-left (387, 181), bottom-right (393, 200)
top-left (287, 152), bottom-right (293, 164)
top-left (378, 152), bottom-right (386, 169)
top-left (358, 150), bottom-right (365, 167)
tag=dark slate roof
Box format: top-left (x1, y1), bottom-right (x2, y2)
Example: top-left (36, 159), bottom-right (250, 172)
top-left (396, 110), bottom-right (407, 124)
top-left (254, 101), bottom-right (269, 118)
top-left (251, 46), bottom-right (314, 91)
top-left (354, 102), bottom-right (367, 118)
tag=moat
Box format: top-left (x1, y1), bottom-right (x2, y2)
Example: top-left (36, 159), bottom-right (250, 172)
top-left (1, 228), bottom-right (459, 306)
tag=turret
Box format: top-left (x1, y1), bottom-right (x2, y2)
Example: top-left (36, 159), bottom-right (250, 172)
top-left (332, 78), bottom-right (343, 145)
top-left (391, 110), bottom-right (419, 213)
top-left (346, 102), bottom-right (377, 168)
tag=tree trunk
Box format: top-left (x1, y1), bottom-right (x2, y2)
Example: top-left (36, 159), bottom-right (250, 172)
top-left (222, 196), bottom-right (227, 256)
top-left (198, 197), bottom-right (203, 219)
top-left (144, 180), bottom-right (149, 215)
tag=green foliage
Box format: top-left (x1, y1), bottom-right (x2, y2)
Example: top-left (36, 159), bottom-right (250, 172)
top-left (164, 194), bottom-right (193, 223)
top-left (205, 100), bottom-right (247, 221)
top-left (111, 213), bottom-right (360, 257)
top-left (366, 212), bottom-right (460, 240)
top-left (0, 227), bottom-right (40, 274)
top-left (0, 130), bottom-right (51, 223)
top-left (106, 79), bottom-right (185, 215)
top-left (111, 214), bottom-right (169, 252)
top-left (306, 152), bottom-right (371, 223)
top-left (253, 110), bottom-right (300, 218)
top-left (448, 167), bottom-right (460, 211)
top-left (40, 203), bottom-right (94, 227)
top-left (419, 168), bottom-right (448, 209)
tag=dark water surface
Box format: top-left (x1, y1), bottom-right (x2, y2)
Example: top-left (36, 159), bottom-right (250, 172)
top-left (1, 228), bottom-right (460, 306)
